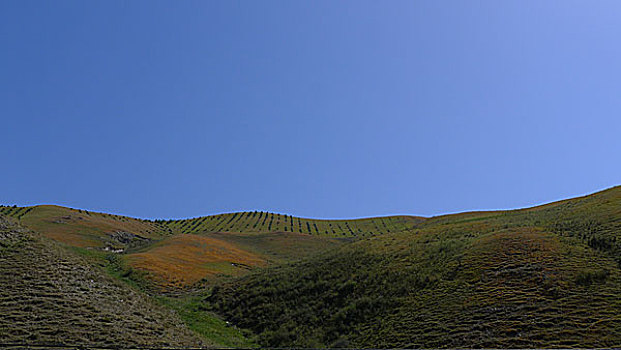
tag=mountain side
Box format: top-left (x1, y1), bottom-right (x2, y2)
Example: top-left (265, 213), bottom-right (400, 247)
top-left (0, 205), bottom-right (422, 289)
top-left (0, 215), bottom-right (208, 347)
top-left (209, 186), bottom-right (621, 348)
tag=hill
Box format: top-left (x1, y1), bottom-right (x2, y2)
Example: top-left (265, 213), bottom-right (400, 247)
top-left (208, 186), bottom-right (621, 348)
top-left (0, 215), bottom-right (209, 347)
top-left (161, 212), bottom-right (424, 237)
top-left (0, 205), bottom-right (423, 241)
top-left (0, 205), bottom-right (422, 289)
top-left (2, 187), bottom-right (620, 348)
top-left (0, 205), bottom-right (423, 346)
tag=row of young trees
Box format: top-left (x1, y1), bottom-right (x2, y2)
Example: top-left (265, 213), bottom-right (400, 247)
top-left (157, 210), bottom-right (390, 236)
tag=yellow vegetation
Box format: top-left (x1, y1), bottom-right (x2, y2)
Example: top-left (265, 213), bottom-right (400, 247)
top-left (126, 234), bottom-right (266, 288)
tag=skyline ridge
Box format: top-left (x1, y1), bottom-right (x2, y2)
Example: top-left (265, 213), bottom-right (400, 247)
top-left (3, 184), bottom-right (618, 221)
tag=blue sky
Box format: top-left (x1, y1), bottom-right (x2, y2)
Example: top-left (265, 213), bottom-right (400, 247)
top-left (1, 1), bottom-right (619, 219)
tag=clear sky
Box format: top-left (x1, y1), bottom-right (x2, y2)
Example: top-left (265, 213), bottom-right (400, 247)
top-left (1, 1), bottom-right (619, 219)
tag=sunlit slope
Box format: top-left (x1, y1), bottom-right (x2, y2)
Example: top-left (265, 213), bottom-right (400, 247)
top-left (0, 215), bottom-right (206, 347)
top-left (0, 205), bottom-right (424, 246)
top-left (0, 205), bottom-right (171, 248)
top-left (126, 234), bottom-right (267, 288)
top-left (209, 186), bottom-right (621, 348)
top-left (0, 205), bottom-right (356, 289)
top-left (125, 232), bottom-right (342, 289)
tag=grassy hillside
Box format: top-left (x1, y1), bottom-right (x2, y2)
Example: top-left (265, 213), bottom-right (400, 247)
top-left (0, 205), bottom-right (172, 249)
top-left (0, 205), bottom-right (423, 241)
top-left (162, 212), bottom-right (424, 237)
top-left (126, 234), bottom-right (268, 288)
top-left (125, 232), bottom-right (343, 290)
top-left (0, 215), bottom-right (211, 347)
top-left (0, 214), bottom-right (255, 348)
top-left (209, 186), bottom-right (621, 348)
top-left (4, 187), bottom-right (620, 348)
top-left (0, 205), bottom-right (420, 289)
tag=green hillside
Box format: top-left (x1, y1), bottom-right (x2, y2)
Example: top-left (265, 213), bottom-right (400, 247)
top-left (0, 205), bottom-right (422, 289)
top-left (162, 212), bottom-right (424, 237)
top-left (209, 186), bottom-right (621, 348)
top-left (0, 215), bottom-right (213, 347)
top-left (0, 205), bottom-right (172, 249)
top-left (0, 205), bottom-right (424, 240)
top-left (3, 187), bottom-right (621, 348)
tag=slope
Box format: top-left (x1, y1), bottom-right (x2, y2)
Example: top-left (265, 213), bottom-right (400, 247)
top-left (162, 212), bottom-right (424, 237)
top-left (0, 205), bottom-right (424, 241)
top-left (0, 215), bottom-right (210, 347)
top-left (0, 205), bottom-right (172, 249)
top-left (0, 205), bottom-right (422, 289)
top-left (208, 186), bottom-right (621, 348)
top-left (125, 231), bottom-right (342, 289)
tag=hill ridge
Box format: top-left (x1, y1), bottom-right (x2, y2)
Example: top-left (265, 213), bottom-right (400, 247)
top-left (0, 205), bottom-right (425, 238)
top-left (3, 184), bottom-right (619, 229)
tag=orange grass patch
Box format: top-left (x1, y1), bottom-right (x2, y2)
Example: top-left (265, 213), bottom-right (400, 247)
top-left (126, 234), bottom-right (267, 288)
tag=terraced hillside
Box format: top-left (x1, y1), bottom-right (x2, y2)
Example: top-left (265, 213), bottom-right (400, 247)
top-left (209, 186), bottom-right (621, 348)
top-left (0, 215), bottom-right (209, 347)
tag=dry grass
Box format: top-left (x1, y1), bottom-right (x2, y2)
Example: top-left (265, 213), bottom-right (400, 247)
top-left (0, 218), bottom-right (206, 348)
top-left (126, 234), bottom-right (266, 288)
top-left (5, 205), bottom-right (171, 248)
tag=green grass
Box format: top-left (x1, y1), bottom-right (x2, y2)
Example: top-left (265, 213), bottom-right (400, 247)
top-left (5, 204), bottom-right (400, 289)
top-left (200, 231), bottom-right (344, 263)
top-left (5, 204), bottom-right (424, 247)
top-left (68, 242), bottom-right (256, 346)
top-left (69, 246), bottom-right (149, 290)
top-left (4, 186), bottom-right (621, 348)
top-left (208, 186), bottom-right (621, 348)
top-left (157, 295), bottom-right (256, 348)
top-left (0, 220), bottom-right (206, 347)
